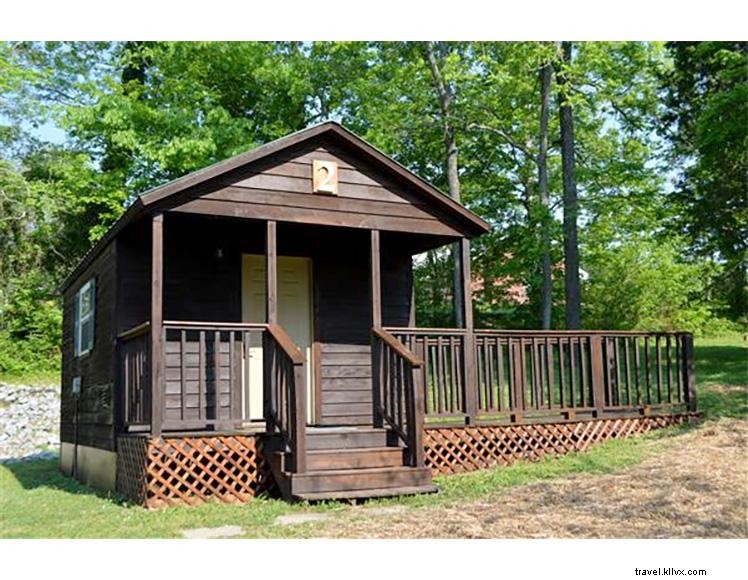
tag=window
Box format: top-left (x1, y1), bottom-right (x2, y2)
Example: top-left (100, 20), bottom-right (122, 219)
top-left (74, 279), bottom-right (95, 357)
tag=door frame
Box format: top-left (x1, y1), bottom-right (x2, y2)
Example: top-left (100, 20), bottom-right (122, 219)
top-left (241, 253), bottom-right (317, 424)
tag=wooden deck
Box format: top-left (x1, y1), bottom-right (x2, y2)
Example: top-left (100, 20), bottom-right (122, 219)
top-left (117, 318), bottom-right (695, 502)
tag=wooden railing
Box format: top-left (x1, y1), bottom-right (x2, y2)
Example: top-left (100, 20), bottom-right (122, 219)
top-left (119, 320), bottom-right (308, 471)
top-left (158, 321), bottom-right (266, 431)
top-left (118, 322), bottom-right (151, 427)
top-left (386, 327), bottom-right (696, 424)
top-left (388, 328), bottom-right (468, 422)
top-left (264, 323), bottom-right (307, 473)
top-left (372, 326), bottom-right (425, 467)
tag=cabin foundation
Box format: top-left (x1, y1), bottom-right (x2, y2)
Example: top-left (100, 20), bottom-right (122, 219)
top-left (60, 442), bottom-right (118, 492)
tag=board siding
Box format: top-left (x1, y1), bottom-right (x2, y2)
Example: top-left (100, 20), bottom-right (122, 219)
top-left (166, 136), bottom-right (465, 238)
top-left (61, 241), bottom-right (117, 451)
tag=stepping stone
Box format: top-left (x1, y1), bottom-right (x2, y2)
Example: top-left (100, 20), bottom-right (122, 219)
top-left (275, 513), bottom-right (332, 526)
top-left (181, 525), bottom-right (244, 539)
top-left (358, 505), bottom-right (408, 516)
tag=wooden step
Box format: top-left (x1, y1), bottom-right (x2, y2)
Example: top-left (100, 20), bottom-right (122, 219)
top-left (307, 447), bottom-right (405, 471)
top-left (294, 484), bottom-right (439, 501)
top-left (306, 427), bottom-right (393, 450)
top-left (290, 466), bottom-right (433, 496)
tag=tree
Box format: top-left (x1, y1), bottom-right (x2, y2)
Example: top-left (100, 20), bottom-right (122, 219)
top-left (662, 42), bottom-right (748, 320)
top-left (556, 41), bottom-right (582, 329)
top-left (537, 59), bottom-right (553, 329)
top-left (423, 41), bottom-right (466, 327)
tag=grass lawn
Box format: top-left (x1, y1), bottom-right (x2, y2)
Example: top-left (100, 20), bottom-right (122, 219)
top-left (0, 370), bottom-right (59, 387)
top-left (1, 334), bottom-right (745, 538)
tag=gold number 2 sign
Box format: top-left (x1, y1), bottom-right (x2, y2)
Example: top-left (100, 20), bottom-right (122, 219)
top-left (312, 160), bottom-right (339, 194)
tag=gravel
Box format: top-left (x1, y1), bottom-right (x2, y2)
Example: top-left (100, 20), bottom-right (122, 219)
top-left (0, 383), bottom-right (60, 462)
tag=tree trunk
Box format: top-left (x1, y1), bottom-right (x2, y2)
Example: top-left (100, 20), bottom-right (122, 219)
top-left (538, 60), bottom-right (553, 330)
top-left (423, 41), bottom-right (465, 328)
top-left (556, 41), bottom-right (582, 330)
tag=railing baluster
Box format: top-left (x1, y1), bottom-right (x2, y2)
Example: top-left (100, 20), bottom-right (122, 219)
top-left (180, 330), bottom-right (187, 422)
top-left (559, 339), bottom-right (567, 408)
top-left (199, 330), bottom-right (206, 421)
top-left (569, 338), bottom-right (578, 407)
top-left (583, 338), bottom-right (592, 408)
top-left (625, 337), bottom-right (632, 407)
top-left (656, 335), bottom-right (663, 405)
top-left (666, 335), bottom-right (673, 404)
top-left (546, 338), bottom-right (554, 409)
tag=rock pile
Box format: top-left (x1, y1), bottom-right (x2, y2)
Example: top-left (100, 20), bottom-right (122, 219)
top-left (0, 383), bottom-right (60, 462)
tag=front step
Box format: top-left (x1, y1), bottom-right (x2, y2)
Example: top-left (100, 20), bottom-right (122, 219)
top-left (290, 466), bottom-right (433, 496)
top-left (266, 426), bottom-right (436, 501)
top-left (295, 484), bottom-right (439, 501)
top-left (306, 427), bottom-right (394, 450)
top-left (308, 447), bottom-right (405, 471)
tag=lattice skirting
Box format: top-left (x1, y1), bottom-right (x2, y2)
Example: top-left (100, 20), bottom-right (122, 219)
top-left (116, 434), bottom-right (277, 509)
top-left (424, 413), bottom-right (700, 476)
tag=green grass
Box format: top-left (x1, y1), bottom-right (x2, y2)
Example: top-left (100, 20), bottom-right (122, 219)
top-left (694, 334), bottom-right (747, 420)
top-left (0, 430), bottom-right (672, 538)
top-left (0, 334), bottom-right (744, 538)
top-left (0, 369), bottom-right (59, 386)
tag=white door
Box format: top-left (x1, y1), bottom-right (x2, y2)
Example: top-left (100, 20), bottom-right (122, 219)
top-left (241, 254), bottom-right (314, 423)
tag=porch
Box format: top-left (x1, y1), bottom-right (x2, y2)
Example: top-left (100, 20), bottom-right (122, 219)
top-left (119, 321), bottom-right (697, 437)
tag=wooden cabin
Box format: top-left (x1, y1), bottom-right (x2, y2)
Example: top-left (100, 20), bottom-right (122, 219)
top-left (58, 122), bottom-right (697, 506)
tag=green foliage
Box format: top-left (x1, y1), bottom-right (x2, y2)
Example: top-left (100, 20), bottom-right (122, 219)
top-left (662, 42), bottom-right (748, 320)
top-left (0, 41), bottom-right (744, 380)
top-left (583, 238), bottom-right (716, 333)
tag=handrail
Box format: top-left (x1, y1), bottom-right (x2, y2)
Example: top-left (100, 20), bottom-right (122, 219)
top-left (162, 320), bottom-right (268, 330)
top-left (373, 326), bottom-right (424, 367)
top-left (474, 329), bottom-right (691, 337)
top-left (267, 323), bottom-right (305, 365)
top-left (264, 323), bottom-right (307, 473)
top-left (372, 326), bottom-right (425, 467)
top-left (384, 326), bottom-right (468, 336)
top-left (387, 325), bottom-right (690, 337)
top-left (117, 321), bottom-right (151, 340)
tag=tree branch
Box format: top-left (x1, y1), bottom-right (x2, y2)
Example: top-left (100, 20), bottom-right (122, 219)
top-left (468, 122), bottom-right (538, 165)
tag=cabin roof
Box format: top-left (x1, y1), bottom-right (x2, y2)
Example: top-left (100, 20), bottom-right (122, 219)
top-left (59, 121), bottom-right (490, 292)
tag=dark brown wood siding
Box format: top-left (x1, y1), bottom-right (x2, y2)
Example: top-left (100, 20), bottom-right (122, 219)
top-left (60, 241), bottom-right (117, 451)
top-left (312, 234), bottom-right (372, 426)
top-left (116, 218), bottom-right (150, 333)
top-left (167, 137), bottom-right (465, 239)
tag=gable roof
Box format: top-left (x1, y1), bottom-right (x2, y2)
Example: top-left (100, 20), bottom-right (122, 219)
top-left (59, 121), bottom-right (490, 292)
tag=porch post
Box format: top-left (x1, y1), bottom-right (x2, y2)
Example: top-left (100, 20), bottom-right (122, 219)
top-left (460, 238), bottom-right (478, 424)
top-left (371, 230), bottom-right (383, 428)
top-left (370, 230), bottom-right (382, 328)
top-left (264, 220), bottom-right (278, 433)
top-left (266, 220), bottom-right (278, 324)
top-left (150, 213), bottom-right (164, 438)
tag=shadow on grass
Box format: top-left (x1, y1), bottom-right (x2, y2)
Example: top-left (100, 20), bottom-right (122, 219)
top-left (2, 458), bottom-right (128, 505)
top-left (696, 345), bottom-right (747, 385)
top-left (694, 343), bottom-right (747, 420)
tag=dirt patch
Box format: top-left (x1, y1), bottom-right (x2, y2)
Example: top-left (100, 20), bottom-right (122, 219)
top-left (309, 418), bottom-right (748, 538)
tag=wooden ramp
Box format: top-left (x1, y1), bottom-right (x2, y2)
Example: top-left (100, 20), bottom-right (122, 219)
top-left (267, 427), bottom-right (437, 501)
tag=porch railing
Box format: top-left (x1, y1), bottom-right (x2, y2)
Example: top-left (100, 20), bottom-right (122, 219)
top-left (159, 321), bottom-right (265, 431)
top-left (386, 327), bottom-right (696, 424)
top-left (372, 326), bottom-right (425, 467)
top-left (118, 320), bottom-right (308, 473)
top-left (118, 321), bottom-right (151, 427)
top-left (264, 324), bottom-right (307, 473)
